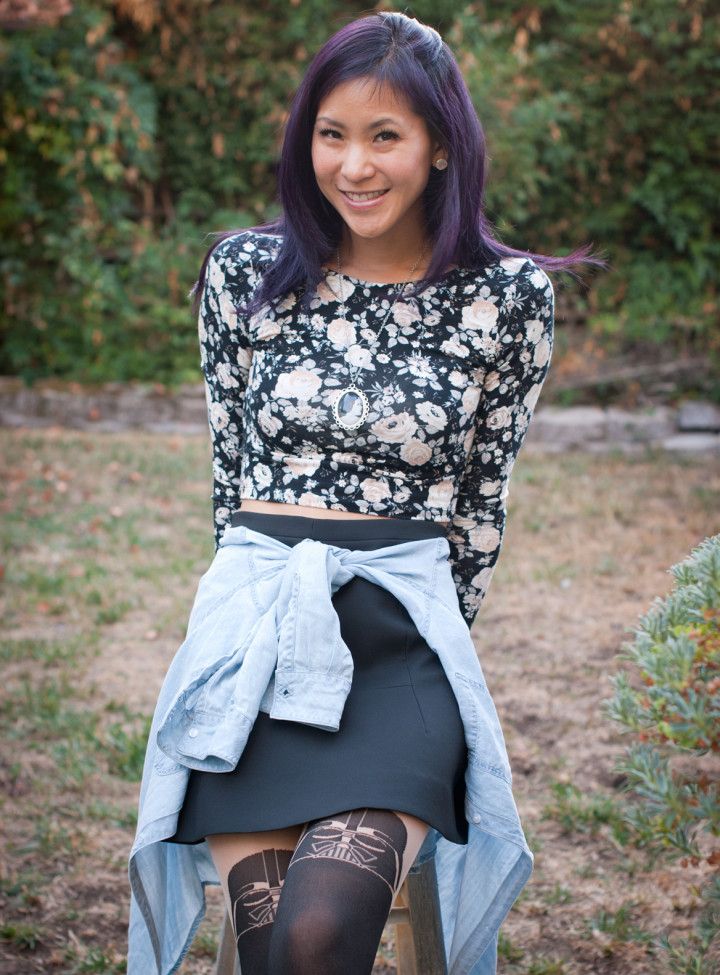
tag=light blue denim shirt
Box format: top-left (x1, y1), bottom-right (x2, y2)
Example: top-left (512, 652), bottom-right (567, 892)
top-left (128, 524), bottom-right (532, 975)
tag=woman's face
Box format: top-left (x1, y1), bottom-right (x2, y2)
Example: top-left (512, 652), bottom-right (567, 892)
top-left (311, 77), bottom-right (444, 253)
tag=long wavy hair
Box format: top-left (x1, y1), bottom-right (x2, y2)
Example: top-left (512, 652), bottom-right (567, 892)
top-left (197, 12), bottom-right (594, 310)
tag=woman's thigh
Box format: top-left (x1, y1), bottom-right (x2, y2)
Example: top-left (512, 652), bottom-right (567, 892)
top-left (206, 809), bottom-right (428, 912)
top-left (207, 826), bottom-right (304, 917)
top-left (395, 811), bottom-right (429, 890)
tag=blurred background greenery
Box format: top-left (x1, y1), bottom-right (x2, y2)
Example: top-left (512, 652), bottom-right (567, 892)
top-left (0, 0), bottom-right (717, 395)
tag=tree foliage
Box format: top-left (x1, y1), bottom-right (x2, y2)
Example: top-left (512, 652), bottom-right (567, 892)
top-left (0, 1), bottom-right (176, 381)
top-left (455, 1), bottom-right (720, 350)
top-left (1, 0), bottom-right (718, 384)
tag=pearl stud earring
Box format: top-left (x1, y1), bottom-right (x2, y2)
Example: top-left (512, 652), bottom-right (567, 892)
top-left (434, 158), bottom-right (448, 171)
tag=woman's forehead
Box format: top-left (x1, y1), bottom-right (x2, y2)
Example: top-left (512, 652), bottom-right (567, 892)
top-left (316, 77), bottom-right (418, 120)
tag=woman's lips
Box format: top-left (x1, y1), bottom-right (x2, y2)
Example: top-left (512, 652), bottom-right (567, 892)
top-left (340, 189), bottom-right (389, 208)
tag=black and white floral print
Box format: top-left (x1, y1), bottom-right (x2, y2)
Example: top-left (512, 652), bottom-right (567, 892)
top-left (199, 231), bottom-right (554, 626)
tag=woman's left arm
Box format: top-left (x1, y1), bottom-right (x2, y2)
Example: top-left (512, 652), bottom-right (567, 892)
top-left (446, 260), bottom-right (555, 628)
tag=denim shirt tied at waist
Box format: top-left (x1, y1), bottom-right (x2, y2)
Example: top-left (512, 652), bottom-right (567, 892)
top-left (128, 525), bottom-right (533, 975)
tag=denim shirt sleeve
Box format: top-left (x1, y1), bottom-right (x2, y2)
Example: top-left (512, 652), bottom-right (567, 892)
top-left (154, 535), bottom-right (359, 772)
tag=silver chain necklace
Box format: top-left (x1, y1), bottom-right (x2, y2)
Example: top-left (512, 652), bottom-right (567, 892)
top-left (330, 243), bottom-right (429, 431)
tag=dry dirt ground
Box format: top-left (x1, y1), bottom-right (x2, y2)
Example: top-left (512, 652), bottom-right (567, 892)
top-left (0, 428), bottom-right (718, 975)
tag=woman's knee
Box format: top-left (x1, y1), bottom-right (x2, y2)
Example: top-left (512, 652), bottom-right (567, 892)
top-left (268, 902), bottom-right (349, 974)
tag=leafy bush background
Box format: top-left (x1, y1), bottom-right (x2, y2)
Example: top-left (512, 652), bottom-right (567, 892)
top-left (1, 0), bottom-right (718, 385)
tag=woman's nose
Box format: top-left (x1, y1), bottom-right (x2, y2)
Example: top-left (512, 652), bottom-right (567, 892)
top-left (340, 143), bottom-right (375, 182)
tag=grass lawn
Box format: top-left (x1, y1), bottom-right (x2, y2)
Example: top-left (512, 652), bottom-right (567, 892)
top-left (1, 428), bottom-right (718, 974)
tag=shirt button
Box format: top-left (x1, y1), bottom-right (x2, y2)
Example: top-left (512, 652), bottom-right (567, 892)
top-left (188, 728), bottom-right (198, 738)
top-left (472, 813), bottom-right (482, 825)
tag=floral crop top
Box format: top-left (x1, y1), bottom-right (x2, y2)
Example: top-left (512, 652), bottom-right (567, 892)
top-left (198, 231), bottom-right (554, 627)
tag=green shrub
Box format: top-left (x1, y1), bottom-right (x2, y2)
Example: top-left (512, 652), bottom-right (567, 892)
top-left (607, 535), bottom-right (720, 972)
top-left (0, 0), bottom-right (366, 383)
top-left (2, 1), bottom-right (718, 385)
top-left (455, 1), bottom-right (720, 372)
top-left (0, 2), bottom-right (164, 382)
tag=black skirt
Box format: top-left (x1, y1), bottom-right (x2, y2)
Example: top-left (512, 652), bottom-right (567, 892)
top-left (170, 512), bottom-right (469, 846)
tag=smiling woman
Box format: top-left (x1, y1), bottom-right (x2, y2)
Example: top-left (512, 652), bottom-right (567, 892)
top-left (128, 12), bottom-right (596, 975)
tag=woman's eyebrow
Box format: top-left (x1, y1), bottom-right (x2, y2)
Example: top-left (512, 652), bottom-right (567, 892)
top-left (315, 115), bottom-right (402, 129)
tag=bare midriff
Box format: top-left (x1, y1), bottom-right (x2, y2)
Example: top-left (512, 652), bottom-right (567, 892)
top-left (240, 498), bottom-right (450, 528)
top-left (239, 499), bottom-right (391, 521)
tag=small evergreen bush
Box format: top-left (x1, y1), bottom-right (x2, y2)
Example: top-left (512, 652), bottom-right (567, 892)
top-left (607, 535), bottom-right (720, 973)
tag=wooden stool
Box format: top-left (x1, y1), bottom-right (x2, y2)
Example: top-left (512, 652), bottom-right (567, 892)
top-left (214, 857), bottom-right (447, 975)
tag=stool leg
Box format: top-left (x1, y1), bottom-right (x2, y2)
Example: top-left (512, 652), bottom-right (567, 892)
top-left (395, 919), bottom-right (418, 975)
top-left (390, 882), bottom-right (417, 975)
top-left (405, 859), bottom-right (447, 975)
top-left (215, 911), bottom-right (240, 975)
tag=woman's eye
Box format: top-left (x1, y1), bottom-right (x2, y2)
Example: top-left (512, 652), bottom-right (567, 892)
top-left (318, 127), bottom-right (342, 140)
top-left (376, 129), bottom-right (400, 143)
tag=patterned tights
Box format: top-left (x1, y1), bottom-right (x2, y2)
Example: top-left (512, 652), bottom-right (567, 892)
top-left (226, 809), bottom-right (408, 975)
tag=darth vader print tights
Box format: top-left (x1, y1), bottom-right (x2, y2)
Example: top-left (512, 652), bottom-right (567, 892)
top-left (226, 808), bottom-right (408, 975)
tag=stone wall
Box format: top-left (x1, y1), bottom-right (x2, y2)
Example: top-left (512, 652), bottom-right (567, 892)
top-left (1, 378), bottom-right (719, 453)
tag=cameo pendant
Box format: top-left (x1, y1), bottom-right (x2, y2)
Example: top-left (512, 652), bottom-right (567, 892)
top-left (332, 383), bottom-right (369, 430)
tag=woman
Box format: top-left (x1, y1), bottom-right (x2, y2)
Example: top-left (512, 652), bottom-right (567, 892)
top-left (128, 12), bottom-right (586, 975)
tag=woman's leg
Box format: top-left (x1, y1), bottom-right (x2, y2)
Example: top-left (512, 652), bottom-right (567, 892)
top-left (267, 809), bottom-right (429, 975)
top-left (207, 826), bottom-right (303, 975)
top-left (207, 811), bottom-right (428, 975)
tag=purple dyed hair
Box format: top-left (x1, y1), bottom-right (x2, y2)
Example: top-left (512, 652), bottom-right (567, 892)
top-left (197, 12), bottom-right (595, 310)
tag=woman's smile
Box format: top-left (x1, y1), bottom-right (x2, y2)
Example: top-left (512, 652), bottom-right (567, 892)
top-left (342, 189), bottom-right (388, 204)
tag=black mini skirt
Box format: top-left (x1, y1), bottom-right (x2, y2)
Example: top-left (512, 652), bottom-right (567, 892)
top-left (170, 511), bottom-right (469, 846)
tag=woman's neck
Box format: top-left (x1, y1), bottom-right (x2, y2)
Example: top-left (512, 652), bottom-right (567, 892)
top-left (338, 231), bottom-right (431, 284)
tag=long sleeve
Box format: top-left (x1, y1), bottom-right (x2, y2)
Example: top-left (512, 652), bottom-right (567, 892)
top-left (198, 237), bottom-right (255, 546)
top-left (446, 260), bottom-right (554, 627)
